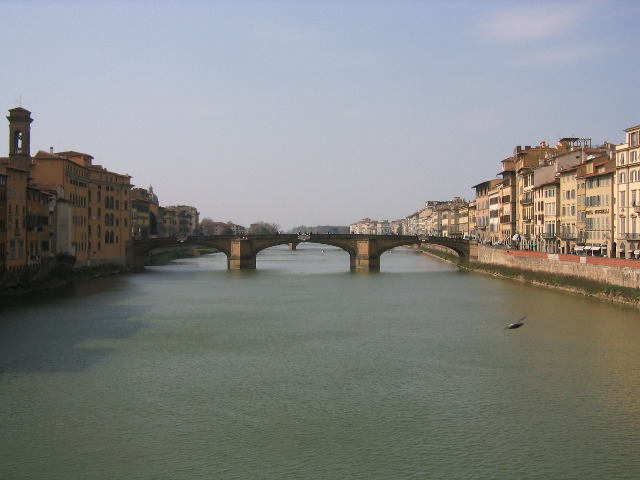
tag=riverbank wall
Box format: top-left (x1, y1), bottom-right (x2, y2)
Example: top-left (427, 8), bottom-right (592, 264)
top-left (476, 245), bottom-right (640, 290)
top-left (417, 243), bottom-right (640, 306)
top-left (0, 261), bottom-right (55, 291)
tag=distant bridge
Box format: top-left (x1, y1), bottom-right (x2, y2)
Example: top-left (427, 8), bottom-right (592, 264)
top-left (127, 234), bottom-right (477, 271)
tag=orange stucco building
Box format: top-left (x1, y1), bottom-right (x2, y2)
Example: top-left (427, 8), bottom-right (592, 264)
top-left (31, 150), bottom-right (132, 266)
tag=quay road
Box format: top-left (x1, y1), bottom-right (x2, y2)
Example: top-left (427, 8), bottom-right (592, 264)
top-left (128, 234), bottom-right (476, 271)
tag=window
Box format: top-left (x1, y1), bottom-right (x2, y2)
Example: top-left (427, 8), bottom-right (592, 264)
top-left (632, 151), bottom-right (638, 163)
top-left (620, 172), bottom-right (626, 184)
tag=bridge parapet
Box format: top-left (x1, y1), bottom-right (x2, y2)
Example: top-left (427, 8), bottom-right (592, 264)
top-left (129, 234), bottom-right (475, 270)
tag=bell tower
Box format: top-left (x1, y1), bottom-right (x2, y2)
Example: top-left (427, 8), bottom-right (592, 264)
top-left (7, 107), bottom-right (33, 159)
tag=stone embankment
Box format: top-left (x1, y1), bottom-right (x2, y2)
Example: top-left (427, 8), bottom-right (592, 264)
top-left (0, 247), bottom-right (211, 296)
top-left (418, 244), bottom-right (640, 307)
top-left (478, 246), bottom-right (640, 289)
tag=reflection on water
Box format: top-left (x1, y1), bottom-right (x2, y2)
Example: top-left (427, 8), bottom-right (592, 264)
top-left (1, 245), bottom-right (639, 479)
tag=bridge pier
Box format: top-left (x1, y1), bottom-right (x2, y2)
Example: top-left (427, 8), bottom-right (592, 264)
top-left (228, 238), bottom-right (257, 270)
top-left (351, 239), bottom-right (381, 272)
top-left (125, 240), bottom-right (145, 270)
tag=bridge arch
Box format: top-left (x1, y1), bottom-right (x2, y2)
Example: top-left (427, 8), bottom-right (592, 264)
top-left (418, 235), bottom-right (476, 262)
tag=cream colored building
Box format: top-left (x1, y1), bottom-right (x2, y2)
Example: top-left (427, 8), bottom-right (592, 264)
top-left (537, 180), bottom-right (559, 252)
top-left (498, 157), bottom-right (516, 244)
top-left (472, 179), bottom-right (501, 243)
top-left (614, 124), bottom-right (640, 258)
top-left (580, 155), bottom-right (614, 256)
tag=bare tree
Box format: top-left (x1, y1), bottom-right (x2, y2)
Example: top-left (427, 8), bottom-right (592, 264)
top-left (200, 218), bottom-right (216, 236)
top-left (248, 222), bottom-right (280, 234)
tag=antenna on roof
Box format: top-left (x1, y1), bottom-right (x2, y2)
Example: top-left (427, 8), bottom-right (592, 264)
top-left (16, 95), bottom-right (22, 107)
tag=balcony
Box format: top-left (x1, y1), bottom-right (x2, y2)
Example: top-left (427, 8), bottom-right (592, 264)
top-left (520, 192), bottom-right (534, 205)
top-left (559, 233), bottom-right (578, 240)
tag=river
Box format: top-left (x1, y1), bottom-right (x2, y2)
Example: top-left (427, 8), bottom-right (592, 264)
top-left (1, 245), bottom-right (639, 479)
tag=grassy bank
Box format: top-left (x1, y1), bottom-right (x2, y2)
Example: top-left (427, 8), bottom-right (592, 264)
top-left (417, 245), bottom-right (640, 307)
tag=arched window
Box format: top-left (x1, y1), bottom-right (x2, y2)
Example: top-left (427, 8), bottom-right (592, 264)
top-left (13, 131), bottom-right (22, 153)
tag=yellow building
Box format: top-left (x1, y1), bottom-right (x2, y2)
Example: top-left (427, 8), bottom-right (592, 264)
top-left (514, 141), bottom-right (575, 244)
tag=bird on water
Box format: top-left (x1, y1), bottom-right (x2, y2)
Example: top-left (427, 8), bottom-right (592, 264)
top-left (506, 317), bottom-right (526, 329)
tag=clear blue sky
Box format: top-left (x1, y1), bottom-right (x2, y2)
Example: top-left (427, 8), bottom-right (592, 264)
top-left (1, 0), bottom-right (638, 230)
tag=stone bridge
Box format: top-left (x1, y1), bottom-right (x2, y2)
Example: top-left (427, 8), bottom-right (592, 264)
top-left (127, 234), bottom-right (476, 271)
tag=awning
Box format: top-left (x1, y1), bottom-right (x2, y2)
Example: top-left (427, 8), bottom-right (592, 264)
top-left (574, 246), bottom-right (584, 251)
top-left (634, 250), bottom-right (640, 255)
top-left (591, 246), bottom-right (601, 251)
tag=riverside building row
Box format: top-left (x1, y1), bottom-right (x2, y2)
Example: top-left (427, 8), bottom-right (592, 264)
top-left (0, 107), bottom-right (200, 271)
top-left (352, 125), bottom-right (640, 259)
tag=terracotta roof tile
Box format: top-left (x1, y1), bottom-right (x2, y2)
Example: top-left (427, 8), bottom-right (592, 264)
top-left (55, 150), bottom-right (94, 159)
top-left (32, 183), bottom-right (61, 191)
top-left (34, 150), bottom-right (67, 160)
